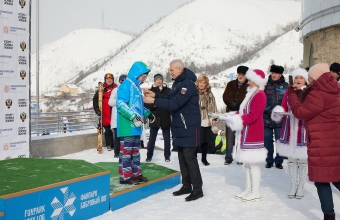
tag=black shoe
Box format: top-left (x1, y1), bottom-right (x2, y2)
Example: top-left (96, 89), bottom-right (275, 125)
top-left (265, 163), bottom-right (273, 168)
top-left (120, 178), bottom-right (139, 185)
top-left (172, 147), bottom-right (178, 152)
top-left (114, 154), bottom-right (119, 158)
top-left (165, 158), bottom-right (170, 162)
top-left (173, 187), bottom-right (192, 196)
top-left (237, 162), bottom-right (243, 166)
top-left (134, 175), bottom-right (148, 182)
top-left (146, 158), bottom-right (152, 162)
top-left (202, 160), bottom-right (210, 166)
top-left (107, 146), bottom-right (112, 151)
top-left (224, 160), bottom-right (232, 165)
top-left (185, 190), bottom-right (204, 201)
top-left (140, 141), bottom-right (145, 148)
top-left (275, 164), bottom-right (283, 169)
top-left (324, 214), bottom-right (335, 220)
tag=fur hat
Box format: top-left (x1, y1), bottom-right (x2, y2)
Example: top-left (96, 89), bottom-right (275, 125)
top-left (237, 66), bottom-right (249, 75)
top-left (154, 74), bottom-right (164, 82)
top-left (246, 69), bottom-right (268, 90)
top-left (330, 62), bottom-right (340, 74)
top-left (291, 68), bottom-right (309, 85)
top-left (211, 126), bottom-right (219, 132)
top-left (270, 65), bottom-right (284, 74)
top-left (308, 63), bottom-right (330, 81)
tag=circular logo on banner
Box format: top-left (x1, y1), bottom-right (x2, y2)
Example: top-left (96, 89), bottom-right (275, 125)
top-left (6, 98), bottom-right (12, 109)
top-left (19, 0), bottom-right (25, 8)
top-left (20, 70), bottom-right (26, 80)
top-left (20, 41), bottom-right (26, 51)
top-left (3, 143), bottom-right (9, 151)
top-left (4, 85), bottom-right (9, 93)
top-left (20, 112), bottom-right (26, 122)
top-left (3, 26), bottom-right (9, 34)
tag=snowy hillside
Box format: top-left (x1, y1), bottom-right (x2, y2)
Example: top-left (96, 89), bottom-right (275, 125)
top-left (31, 29), bottom-right (133, 95)
top-left (220, 30), bottom-right (303, 76)
top-left (79, 0), bottom-right (301, 89)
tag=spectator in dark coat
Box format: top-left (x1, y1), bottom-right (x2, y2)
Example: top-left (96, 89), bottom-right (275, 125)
top-left (264, 65), bottom-right (288, 169)
top-left (143, 59), bottom-right (203, 202)
top-left (144, 74), bottom-right (172, 162)
top-left (288, 63), bottom-right (340, 220)
top-left (222, 65), bottom-right (249, 165)
top-left (330, 62), bottom-right (340, 82)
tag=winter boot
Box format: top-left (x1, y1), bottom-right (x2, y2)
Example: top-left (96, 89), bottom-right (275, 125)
top-left (235, 165), bottom-right (251, 200)
top-left (287, 162), bottom-right (298, 198)
top-left (324, 214), bottom-right (335, 220)
top-left (201, 144), bottom-right (210, 166)
top-left (185, 188), bottom-right (204, 202)
top-left (242, 164), bottom-right (261, 202)
top-left (295, 163), bottom-right (308, 199)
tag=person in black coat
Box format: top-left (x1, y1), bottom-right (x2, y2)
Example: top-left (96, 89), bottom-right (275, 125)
top-left (264, 65), bottom-right (288, 169)
top-left (143, 59), bottom-right (203, 202)
top-left (144, 74), bottom-right (172, 162)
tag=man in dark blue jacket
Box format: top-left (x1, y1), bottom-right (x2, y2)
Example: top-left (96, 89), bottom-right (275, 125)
top-left (143, 59), bottom-right (203, 202)
top-left (264, 64), bottom-right (288, 169)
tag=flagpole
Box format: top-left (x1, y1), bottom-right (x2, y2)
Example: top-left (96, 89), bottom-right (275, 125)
top-left (36, 0), bottom-right (39, 113)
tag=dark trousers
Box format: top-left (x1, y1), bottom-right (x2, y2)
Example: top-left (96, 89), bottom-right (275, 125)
top-left (147, 127), bottom-right (171, 159)
top-left (225, 125), bottom-right (235, 162)
top-left (314, 182), bottom-right (340, 215)
top-left (178, 147), bottom-right (203, 191)
top-left (112, 128), bottom-right (120, 155)
top-left (103, 125), bottom-right (113, 147)
top-left (264, 126), bottom-right (284, 165)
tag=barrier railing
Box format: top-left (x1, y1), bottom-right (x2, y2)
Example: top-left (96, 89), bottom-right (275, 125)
top-left (30, 110), bottom-right (97, 136)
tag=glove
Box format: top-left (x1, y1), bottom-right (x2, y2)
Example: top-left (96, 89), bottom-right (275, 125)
top-left (133, 115), bottom-right (143, 127)
top-left (218, 116), bottom-right (233, 125)
top-left (148, 113), bottom-right (155, 123)
top-left (288, 86), bottom-right (295, 96)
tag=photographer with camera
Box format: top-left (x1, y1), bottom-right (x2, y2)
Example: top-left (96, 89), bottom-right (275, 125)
top-left (222, 66), bottom-right (249, 165)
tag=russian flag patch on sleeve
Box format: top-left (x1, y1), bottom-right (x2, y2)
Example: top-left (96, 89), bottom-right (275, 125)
top-left (181, 87), bottom-right (187, 94)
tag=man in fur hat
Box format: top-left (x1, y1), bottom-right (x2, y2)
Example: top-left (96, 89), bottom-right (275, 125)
top-left (263, 64), bottom-right (288, 169)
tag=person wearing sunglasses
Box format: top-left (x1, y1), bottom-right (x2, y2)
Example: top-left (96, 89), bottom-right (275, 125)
top-left (93, 73), bottom-right (117, 152)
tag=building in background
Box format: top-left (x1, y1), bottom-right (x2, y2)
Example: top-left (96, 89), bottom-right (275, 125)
top-left (298, 0), bottom-right (340, 67)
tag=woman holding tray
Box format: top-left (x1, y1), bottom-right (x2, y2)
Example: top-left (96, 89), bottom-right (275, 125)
top-left (271, 68), bottom-right (309, 199)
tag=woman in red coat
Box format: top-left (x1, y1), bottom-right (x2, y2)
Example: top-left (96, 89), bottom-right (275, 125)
top-left (288, 63), bottom-right (340, 220)
top-left (219, 69), bottom-right (267, 202)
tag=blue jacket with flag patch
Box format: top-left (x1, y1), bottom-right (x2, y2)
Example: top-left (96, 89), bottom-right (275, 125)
top-left (154, 68), bottom-right (200, 148)
top-left (116, 61), bottom-right (151, 137)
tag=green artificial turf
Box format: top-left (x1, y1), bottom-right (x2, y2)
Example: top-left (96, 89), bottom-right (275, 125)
top-left (0, 158), bottom-right (108, 196)
top-left (95, 162), bottom-right (178, 194)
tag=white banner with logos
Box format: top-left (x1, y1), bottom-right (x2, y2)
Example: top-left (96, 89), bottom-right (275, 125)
top-left (0, 0), bottom-right (30, 160)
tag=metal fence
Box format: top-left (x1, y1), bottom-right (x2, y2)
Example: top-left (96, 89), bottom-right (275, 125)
top-left (31, 110), bottom-right (98, 136)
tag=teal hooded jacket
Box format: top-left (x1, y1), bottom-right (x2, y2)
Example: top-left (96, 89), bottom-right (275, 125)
top-left (116, 61), bottom-right (151, 137)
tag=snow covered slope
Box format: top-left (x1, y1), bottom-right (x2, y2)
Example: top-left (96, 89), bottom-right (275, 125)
top-left (31, 29), bottom-right (133, 95)
top-left (80, 0), bottom-right (301, 89)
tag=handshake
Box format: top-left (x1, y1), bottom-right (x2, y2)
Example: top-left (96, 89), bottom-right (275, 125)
top-left (133, 113), bottom-right (156, 127)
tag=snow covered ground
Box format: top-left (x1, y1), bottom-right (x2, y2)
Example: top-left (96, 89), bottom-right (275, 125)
top-left (56, 137), bottom-right (340, 220)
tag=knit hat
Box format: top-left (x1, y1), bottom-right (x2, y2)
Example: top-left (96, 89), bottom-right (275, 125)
top-left (291, 68), bottom-right (309, 85)
top-left (270, 65), bottom-right (284, 74)
top-left (104, 73), bottom-right (114, 80)
top-left (237, 66), bottom-right (249, 75)
top-left (330, 62), bottom-right (340, 75)
top-left (211, 126), bottom-right (219, 132)
top-left (246, 69), bottom-right (268, 90)
top-left (119, 74), bottom-right (127, 82)
top-left (218, 130), bottom-right (224, 136)
top-left (154, 74), bottom-right (164, 82)
top-left (308, 63), bottom-right (330, 81)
